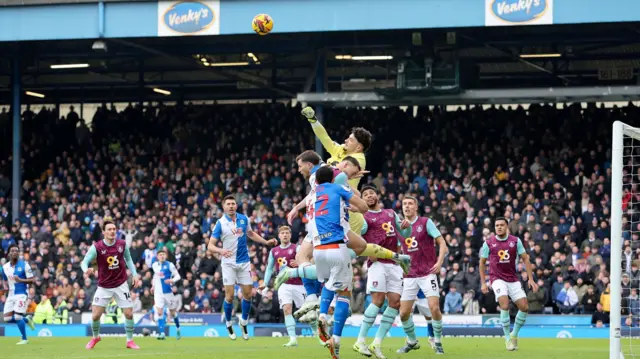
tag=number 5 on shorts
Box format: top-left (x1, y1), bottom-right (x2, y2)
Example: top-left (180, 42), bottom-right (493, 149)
top-left (431, 279), bottom-right (437, 291)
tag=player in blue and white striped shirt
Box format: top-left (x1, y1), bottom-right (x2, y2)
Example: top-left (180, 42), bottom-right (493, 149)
top-left (151, 249), bottom-right (181, 340)
top-left (2, 245), bottom-right (36, 345)
top-left (207, 195), bottom-right (277, 341)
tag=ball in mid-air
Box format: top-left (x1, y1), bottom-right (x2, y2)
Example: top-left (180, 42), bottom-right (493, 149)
top-left (252, 14), bottom-right (273, 35)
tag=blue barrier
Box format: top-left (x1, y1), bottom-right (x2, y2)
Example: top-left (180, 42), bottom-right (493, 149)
top-left (482, 314), bottom-right (592, 327)
top-left (4, 324), bottom-right (86, 337)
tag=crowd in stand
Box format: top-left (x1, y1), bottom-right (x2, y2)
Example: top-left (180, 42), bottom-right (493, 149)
top-left (0, 101), bottom-right (636, 326)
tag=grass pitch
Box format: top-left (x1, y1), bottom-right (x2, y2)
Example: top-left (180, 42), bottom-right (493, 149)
top-left (0, 337), bottom-right (608, 359)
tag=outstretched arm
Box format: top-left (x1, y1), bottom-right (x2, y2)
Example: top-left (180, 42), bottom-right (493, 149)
top-left (302, 106), bottom-right (344, 158)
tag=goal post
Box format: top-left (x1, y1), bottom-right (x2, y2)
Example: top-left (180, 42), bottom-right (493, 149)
top-left (611, 121), bottom-right (624, 359)
top-left (610, 120), bottom-right (640, 359)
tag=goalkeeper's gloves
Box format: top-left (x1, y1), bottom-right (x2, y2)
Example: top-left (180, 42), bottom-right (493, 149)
top-left (301, 106), bottom-right (317, 123)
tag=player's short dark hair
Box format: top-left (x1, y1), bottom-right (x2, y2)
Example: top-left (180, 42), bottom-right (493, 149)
top-left (495, 217), bottom-right (509, 225)
top-left (315, 166), bottom-right (335, 184)
top-left (342, 156), bottom-right (361, 170)
top-left (223, 195), bottom-right (236, 203)
top-left (352, 127), bottom-right (372, 152)
top-left (7, 243), bottom-right (18, 255)
top-left (103, 218), bottom-right (116, 228)
top-left (296, 150), bottom-right (322, 165)
top-left (361, 185), bottom-right (379, 196)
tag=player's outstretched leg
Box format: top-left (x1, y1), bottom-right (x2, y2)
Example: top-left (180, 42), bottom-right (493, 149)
top-left (5, 313), bottom-right (29, 345)
top-left (346, 231), bottom-right (411, 274)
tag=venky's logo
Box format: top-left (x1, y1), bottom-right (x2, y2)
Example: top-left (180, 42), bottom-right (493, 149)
top-left (490, 0), bottom-right (548, 24)
top-left (163, 2), bottom-right (215, 34)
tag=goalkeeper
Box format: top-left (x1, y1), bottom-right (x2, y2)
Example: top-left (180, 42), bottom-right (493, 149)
top-left (302, 105), bottom-right (370, 235)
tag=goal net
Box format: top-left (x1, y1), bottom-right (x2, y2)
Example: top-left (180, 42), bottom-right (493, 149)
top-left (611, 121), bottom-right (640, 359)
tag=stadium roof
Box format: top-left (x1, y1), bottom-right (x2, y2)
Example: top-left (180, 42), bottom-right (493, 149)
top-left (0, 21), bottom-right (639, 103)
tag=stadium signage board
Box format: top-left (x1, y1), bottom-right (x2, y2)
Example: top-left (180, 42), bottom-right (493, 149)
top-left (485, 0), bottom-right (553, 26)
top-left (158, 0), bottom-right (220, 37)
top-left (0, 0), bottom-right (143, 5)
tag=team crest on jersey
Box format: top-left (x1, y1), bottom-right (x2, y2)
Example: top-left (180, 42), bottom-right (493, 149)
top-left (417, 226), bottom-right (423, 233)
top-left (239, 219), bottom-right (245, 224)
top-left (101, 249), bottom-right (107, 255)
top-left (509, 241), bottom-right (515, 248)
top-left (372, 218), bottom-right (377, 222)
top-left (492, 243), bottom-right (497, 247)
top-left (118, 246), bottom-right (123, 253)
top-left (387, 212), bottom-right (393, 218)
top-left (288, 249), bottom-right (293, 255)
top-left (16, 267), bottom-right (22, 272)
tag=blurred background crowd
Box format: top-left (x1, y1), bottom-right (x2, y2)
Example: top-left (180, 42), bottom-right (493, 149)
top-left (0, 102), bottom-right (634, 327)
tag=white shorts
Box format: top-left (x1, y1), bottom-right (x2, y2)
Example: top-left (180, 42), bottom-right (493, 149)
top-left (154, 293), bottom-right (180, 311)
top-left (491, 279), bottom-right (526, 302)
top-left (303, 233), bottom-right (313, 243)
top-left (4, 294), bottom-right (28, 315)
top-left (93, 281), bottom-right (133, 308)
top-left (367, 261), bottom-right (403, 295)
top-left (222, 262), bottom-right (252, 286)
top-left (314, 244), bottom-right (353, 292)
top-left (401, 274), bottom-right (440, 301)
top-left (415, 298), bottom-right (432, 317)
top-left (278, 283), bottom-right (306, 309)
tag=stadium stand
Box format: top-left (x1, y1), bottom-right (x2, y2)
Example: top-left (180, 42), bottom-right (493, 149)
top-left (0, 101), bottom-right (625, 324)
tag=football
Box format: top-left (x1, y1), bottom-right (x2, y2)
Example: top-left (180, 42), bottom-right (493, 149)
top-left (252, 14), bottom-right (274, 35)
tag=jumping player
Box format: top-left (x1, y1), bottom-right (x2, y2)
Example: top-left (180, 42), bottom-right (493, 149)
top-left (396, 196), bottom-right (447, 355)
top-left (81, 218), bottom-right (141, 350)
top-left (280, 153), bottom-right (410, 320)
top-left (353, 185), bottom-right (412, 359)
top-left (310, 166), bottom-right (369, 359)
top-left (261, 225), bottom-right (307, 347)
top-left (2, 244), bottom-right (36, 345)
top-left (479, 217), bottom-right (538, 351)
top-left (207, 195), bottom-right (277, 341)
top-left (151, 249), bottom-right (182, 340)
top-left (301, 105), bottom-right (370, 235)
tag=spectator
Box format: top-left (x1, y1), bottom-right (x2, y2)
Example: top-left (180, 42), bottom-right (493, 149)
top-left (557, 281), bottom-right (579, 314)
top-left (581, 286), bottom-right (599, 314)
top-left (601, 283), bottom-right (612, 313)
top-left (528, 279), bottom-right (547, 314)
top-left (591, 303), bottom-right (610, 326)
top-left (462, 289), bottom-right (479, 315)
top-left (444, 285), bottom-right (463, 314)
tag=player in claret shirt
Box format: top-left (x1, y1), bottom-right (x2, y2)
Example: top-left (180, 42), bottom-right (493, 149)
top-left (396, 196), bottom-right (447, 355)
top-left (480, 217), bottom-right (538, 352)
top-left (81, 218), bottom-right (141, 350)
top-left (353, 185), bottom-right (412, 359)
top-left (261, 225), bottom-right (307, 347)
